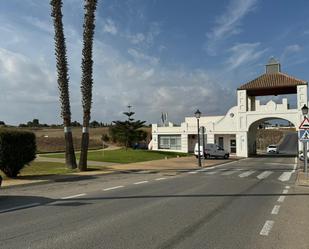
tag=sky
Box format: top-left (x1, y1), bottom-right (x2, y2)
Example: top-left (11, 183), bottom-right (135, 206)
top-left (1, 0), bottom-right (309, 125)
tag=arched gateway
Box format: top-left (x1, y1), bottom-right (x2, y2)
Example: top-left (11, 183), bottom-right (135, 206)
top-left (151, 58), bottom-right (308, 157)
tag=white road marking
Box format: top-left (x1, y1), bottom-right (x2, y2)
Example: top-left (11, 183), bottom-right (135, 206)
top-left (103, 186), bottom-right (124, 191)
top-left (277, 196), bottom-right (286, 202)
top-left (260, 220), bottom-right (274, 236)
top-left (134, 181), bottom-right (149, 185)
top-left (285, 186), bottom-right (290, 189)
top-left (278, 172), bottom-right (293, 182)
top-left (197, 168), bottom-right (209, 172)
top-left (188, 171), bottom-right (198, 174)
top-left (271, 205), bottom-right (280, 215)
top-left (155, 177), bottom-right (166, 181)
top-left (0, 203), bottom-right (41, 214)
top-left (295, 157), bottom-right (297, 164)
top-left (266, 163), bottom-right (295, 166)
top-left (61, 193), bottom-right (86, 199)
top-left (282, 189), bottom-right (289, 194)
top-left (257, 171), bottom-right (273, 180)
top-left (205, 171), bottom-right (217, 175)
top-left (239, 170), bottom-right (255, 178)
top-left (221, 170), bottom-right (237, 175)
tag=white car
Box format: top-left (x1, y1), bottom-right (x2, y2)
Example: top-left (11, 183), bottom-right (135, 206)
top-left (267, 145), bottom-right (279, 154)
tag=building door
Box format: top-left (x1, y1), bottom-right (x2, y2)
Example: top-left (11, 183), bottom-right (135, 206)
top-left (230, 139), bottom-right (236, 153)
top-left (218, 137), bottom-right (224, 149)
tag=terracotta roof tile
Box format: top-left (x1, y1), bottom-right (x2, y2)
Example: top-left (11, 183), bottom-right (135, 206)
top-left (238, 72), bottom-right (307, 90)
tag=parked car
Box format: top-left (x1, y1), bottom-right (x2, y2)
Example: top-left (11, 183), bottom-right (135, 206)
top-left (0, 175), bottom-right (2, 188)
top-left (194, 143), bottom-right (229, 159)
top-left (266, 145), bottom-right (279, 154)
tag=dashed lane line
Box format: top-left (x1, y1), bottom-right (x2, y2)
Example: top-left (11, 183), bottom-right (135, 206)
top-left (277, 196), bottom-right (286, 203)
top-left (271, 205), bottom-right (280, 215)
top-left (260, 220), bottom-right (274, 236)
top-left (134, 181), bottom-right (149, 185)
top-left (285, 186), bottom-right (290, 189)
top-left (0, 203), bottom-right (41, 214)
top-left (61, 193), bottom-right (86, 200)
top-left (103, 186), bottom-right (124, 191)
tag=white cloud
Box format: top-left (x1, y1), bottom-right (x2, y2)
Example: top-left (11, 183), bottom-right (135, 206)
top-left (24, 16), bottom-right (53, 34)
top-left (206, 0), bottom-right (258, 55)
top-left (0, 48), bottom-right (60, 124)
top-left (103, 18), bottom-right (118, 35)
top-left (226, 42), bottom-right (267, 70)
top-left (128, 48), bottom-right (159, 65)
top-left (280, 44), bottom-right (303, 65)
top-left (126, 22), bottom-right (161, 48)
top-left (127, 33), bottom-right (145, 44)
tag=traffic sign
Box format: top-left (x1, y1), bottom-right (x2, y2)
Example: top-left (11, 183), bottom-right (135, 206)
top-left (299, 117), bottom-right (309, 129)
top-left (299, 130), bottom-right (309, 141)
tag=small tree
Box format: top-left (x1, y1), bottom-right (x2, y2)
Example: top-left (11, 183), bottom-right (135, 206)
top-left (110, 106), bottom-right (146, 149)
top-left (0, 130), bottom-right (36, 178)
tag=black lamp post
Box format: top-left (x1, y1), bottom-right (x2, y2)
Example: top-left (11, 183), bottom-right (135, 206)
top-left (302, 104), bottom-right (308, 116)
top-left (201, 126), bottom-right (206, 160)
top-left (195, 109), bottom-right (202, 167)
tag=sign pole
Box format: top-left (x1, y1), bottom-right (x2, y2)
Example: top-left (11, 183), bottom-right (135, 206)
top-left (304, 142), bottom-right (307, 173)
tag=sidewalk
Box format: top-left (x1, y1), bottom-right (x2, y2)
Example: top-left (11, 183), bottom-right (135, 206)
top-left (1, 156), bottom-right (239, 188)
top-left (296, 171), bottom-right (309, 187)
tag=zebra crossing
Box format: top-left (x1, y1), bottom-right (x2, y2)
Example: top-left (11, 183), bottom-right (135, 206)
top-left (190, 167), bottom-right (296, 182)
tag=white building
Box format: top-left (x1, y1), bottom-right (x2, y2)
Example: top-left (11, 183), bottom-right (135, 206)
top-left (150, 59), bottom-right (308, 157)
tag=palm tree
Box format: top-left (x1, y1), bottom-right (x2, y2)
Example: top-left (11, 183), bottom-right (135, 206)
top-left (50, 0), bottom-right (77, 169)
top-left (79, 0), bottom-right (98, 171)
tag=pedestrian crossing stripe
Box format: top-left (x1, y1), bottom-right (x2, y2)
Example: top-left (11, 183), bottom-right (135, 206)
top-left (191, 170), bottom-right (294, 181)
top-left (299, 130), bottom-right (309, 141)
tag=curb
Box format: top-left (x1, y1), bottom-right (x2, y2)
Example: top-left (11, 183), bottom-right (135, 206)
top-left (1, 158), bottom-right (244, 190)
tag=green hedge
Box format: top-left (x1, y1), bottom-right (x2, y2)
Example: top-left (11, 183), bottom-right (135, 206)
top-left (0, 130), bottom-right (36, 177)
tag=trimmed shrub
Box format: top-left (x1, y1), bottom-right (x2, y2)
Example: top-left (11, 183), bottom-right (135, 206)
top-left (0, 130), bottom-right (36, 177)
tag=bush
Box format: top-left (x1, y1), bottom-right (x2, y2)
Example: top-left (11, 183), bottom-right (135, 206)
top-left (0, 130), bottom-right (36, 177)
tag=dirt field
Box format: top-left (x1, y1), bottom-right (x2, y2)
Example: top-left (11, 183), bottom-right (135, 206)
top-left (18, 127), bottom-right (151, 153)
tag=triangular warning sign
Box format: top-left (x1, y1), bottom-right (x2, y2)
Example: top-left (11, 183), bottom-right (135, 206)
top-left (299, 117), bottom-right (309, 129)
top-left (301, 130), bottom-right (309, 140)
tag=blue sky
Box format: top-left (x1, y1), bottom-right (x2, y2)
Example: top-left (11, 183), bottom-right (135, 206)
top-left (0, 0), bottom-right (309, 125)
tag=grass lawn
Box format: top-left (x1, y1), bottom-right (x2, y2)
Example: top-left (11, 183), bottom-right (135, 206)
top-left (0, 161), bottom-right (78, 180)
top-left (41, 149), bottom-right (189, 164)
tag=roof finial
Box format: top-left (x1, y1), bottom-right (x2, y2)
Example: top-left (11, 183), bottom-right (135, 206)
top-left (266, 57), bottom-right (280, 73)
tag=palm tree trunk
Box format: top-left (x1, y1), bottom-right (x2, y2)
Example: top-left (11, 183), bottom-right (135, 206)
top-left (79, 0), bottom-right (98, 171)
top-left (50, 0), bottom-right (77, 169)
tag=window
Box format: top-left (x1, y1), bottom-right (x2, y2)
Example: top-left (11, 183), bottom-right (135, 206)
top-left (159, 135), bottom-right (181, 150)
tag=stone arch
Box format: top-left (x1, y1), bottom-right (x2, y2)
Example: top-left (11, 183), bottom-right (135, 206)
top-left (247, 117), bottom-right (296, 156)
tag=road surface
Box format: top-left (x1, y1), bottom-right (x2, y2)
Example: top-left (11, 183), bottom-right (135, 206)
top-left (0, 157), bottom-right (308, 249)
top-left (278, 132), bottom-right (298, 155)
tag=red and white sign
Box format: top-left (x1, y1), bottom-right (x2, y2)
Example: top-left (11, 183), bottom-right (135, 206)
top-left (299, 117), bottom-right (309, 129)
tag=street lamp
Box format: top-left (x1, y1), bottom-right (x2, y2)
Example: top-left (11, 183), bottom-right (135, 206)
top-left (301, 104), bottom-right (309, 173)
top-left (302, 104), bottom-right (308, 116)
top-left (195, 109), bottom-right (202, 167)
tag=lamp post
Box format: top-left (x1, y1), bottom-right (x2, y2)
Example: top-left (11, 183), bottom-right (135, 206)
top-left (195, 109), bottom-right (202, 167)
top-left (302, 104), bottom-right (308, 174)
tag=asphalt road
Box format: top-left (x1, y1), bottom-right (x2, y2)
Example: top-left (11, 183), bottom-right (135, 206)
top-left (1, 157), bottom-right (309, 249)
top-left (278, 132), bottom-right (298, 155)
